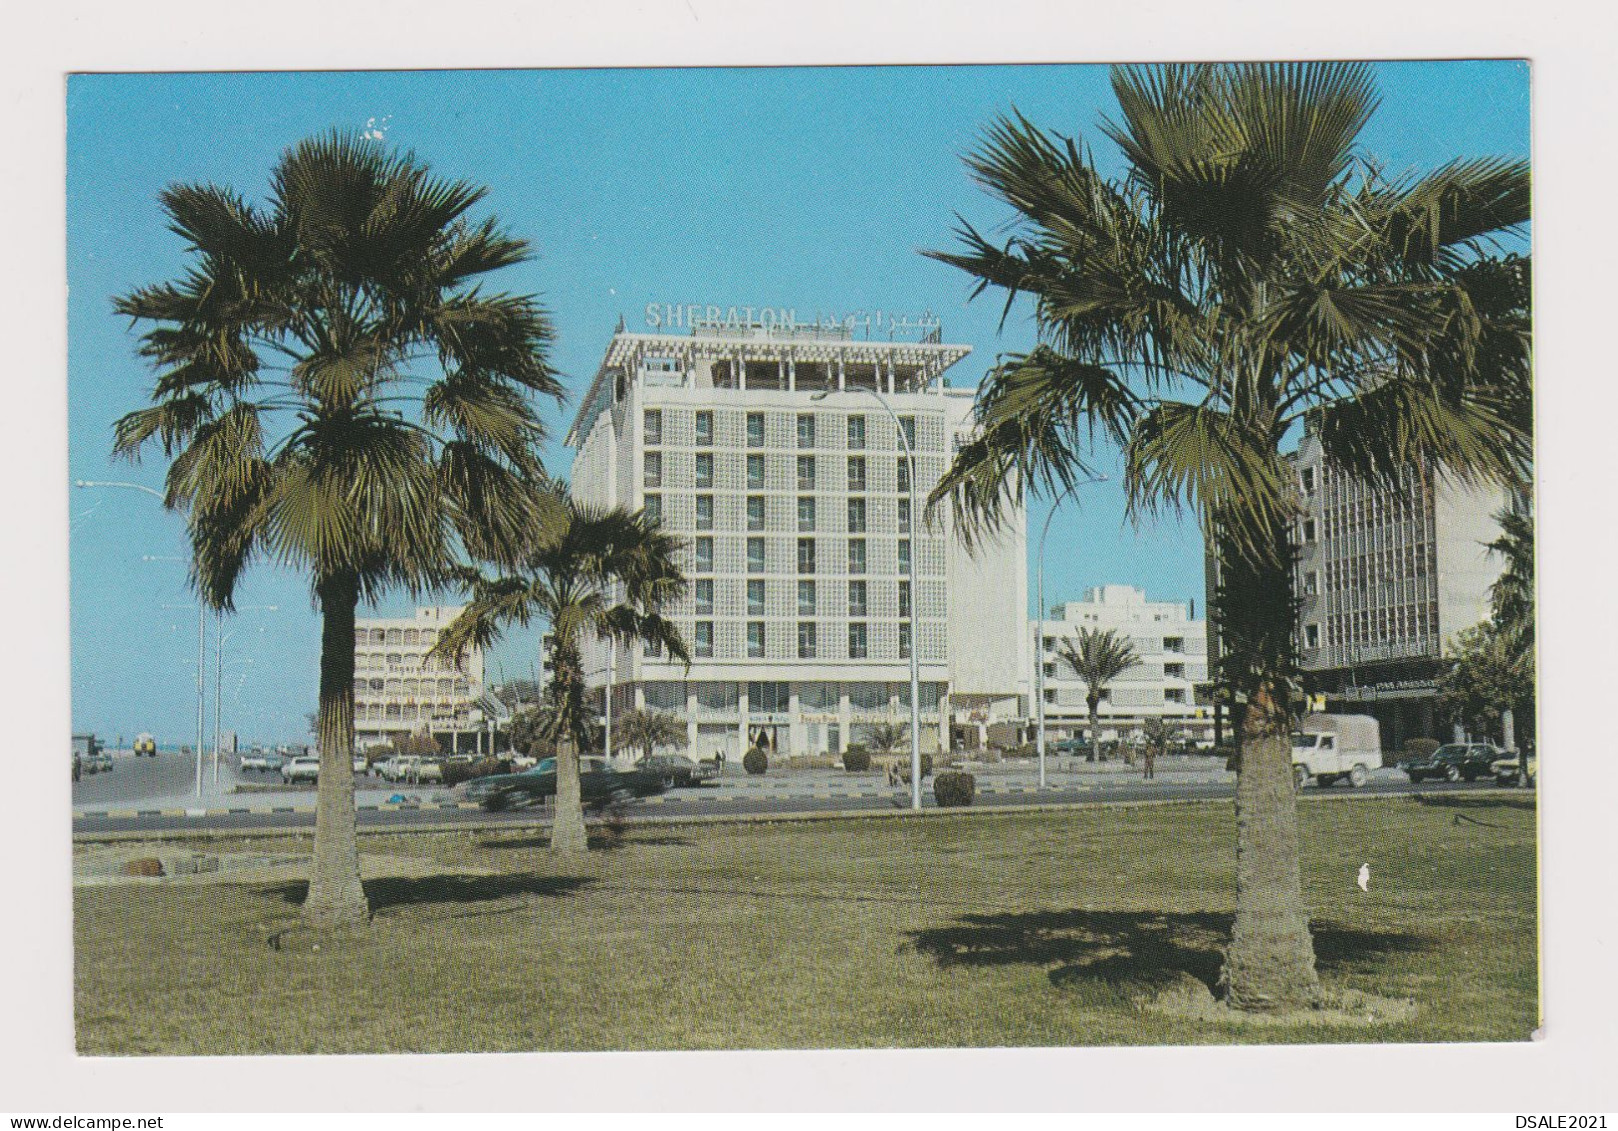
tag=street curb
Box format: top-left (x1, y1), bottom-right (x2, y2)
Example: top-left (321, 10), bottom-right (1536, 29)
top-left (69, 787), bottom-right (1513, 845)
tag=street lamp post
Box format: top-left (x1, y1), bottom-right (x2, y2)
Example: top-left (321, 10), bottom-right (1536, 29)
top-left (813, 388), bottom-right (922, 810)
top-left (1034, 475), bottom-right (1108, 790)
top-left (214, 608), bottom-right (276, 783)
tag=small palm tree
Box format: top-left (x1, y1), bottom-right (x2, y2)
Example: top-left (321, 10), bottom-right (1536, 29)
top-left (928, 63), bottom-right (1530, 1009)
top-left (432, 483), bottom-right (689, 854)
top-left (865, 721), bottom-right (910, 757)
top-left (1054, 628), bottom-right (1141, 761)
top-left (113, 132), bottom-right (561, 927)
top-left (1486, 508), bottom-right (1534, 652)
top-left (615, 708), bottom-right (687, 764)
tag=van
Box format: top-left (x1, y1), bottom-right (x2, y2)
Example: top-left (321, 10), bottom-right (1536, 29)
top-left (1292, 713), bottom-right (1381, 789)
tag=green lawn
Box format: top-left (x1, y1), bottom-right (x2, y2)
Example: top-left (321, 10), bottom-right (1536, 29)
top-left (73, 795), bottom-right (1539, 1054)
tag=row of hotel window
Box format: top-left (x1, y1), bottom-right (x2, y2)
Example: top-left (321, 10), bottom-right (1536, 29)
top-left (354, 653), bottom-right (467, 673)
top-left (644, 452), bottom-right (912, 492)
top-left (662, 620), bottom-right (915, 660)
top-left (1043, 687), bottom-right (1191, 704)
top-left (681, 537), bottom-right (911, 575)
top-left (354, 703), bottom-right (469, 723)
top-left (355, 677), bottom-right (472, 695)
top-left (1303, 603), bottom-right (1439, 650)
top-left (645, 408), bottom-right (917, 450)
top-left (685, 578), bottom-right (914, 617)
top-left (645, 493), bottom-right (914, 533)
top-left (638, 680), bottom-right (948, 714)
top-left (355, 627), bottom-right (446, 646)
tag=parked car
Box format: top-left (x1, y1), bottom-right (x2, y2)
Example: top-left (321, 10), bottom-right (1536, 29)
top-left (281, 756), bottom-right (320, 784)
top-left (634, 753), bottom-right (717, 788)
top-left (374, 755), bottom-right (404, 781)
top-left (1490, 751), bottom-right (1537, 786)
top-left (352, 755), bottom-right (369, 774)
top-left (395, 756), bottom-right (443, 784)
top-left (466, 756), bottom-right (659, 811)
top-left (1399, 742), bottom-right (1502, 783)
top-left (240, 751), bottom-right (281, 773)
top-left (87, 751), bottom-right (114, 773)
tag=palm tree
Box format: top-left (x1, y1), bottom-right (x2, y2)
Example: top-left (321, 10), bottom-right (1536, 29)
top-left (927, 63), bottom-right (1530, 1010)
top-left (112, 132), bottom-right (561, 928)
top-left (865, 721), bottom-right (910, 757)
top-left (615, 708), bottom-right (687, 764)
top-left (1053, 628), bottom-right (1141, 762)
top-left (1486, 507), bottom-right (1534, 651)
top-left (432, 483), bottom-right (689, 854)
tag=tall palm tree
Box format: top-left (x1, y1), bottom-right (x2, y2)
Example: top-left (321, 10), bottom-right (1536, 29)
top-left (1486, 507), bottom-right (1535, 651)
top-left (113, 132), bottom-right (561, 928)
top-left (614, 708), bottom-right (687, 763)
top-left (927, 63), bottom-right (1531, 1010)
top-left (432, 483), bottom-right (689, 854)
top-left (1053, 628), bottom-right (1141, 761)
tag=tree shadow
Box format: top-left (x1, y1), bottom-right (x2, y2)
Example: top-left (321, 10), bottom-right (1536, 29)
top-left (1411, 792), bottom-right (1536, 812)
top-left (905, 910), bottom-right (1431, 993)
top-left (265, 873), bottom-right (595, 913)
top-left (477, 832), bottom-right (693, 852)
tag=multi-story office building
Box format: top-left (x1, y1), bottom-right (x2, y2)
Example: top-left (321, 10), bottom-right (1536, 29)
top-left (1034, 585), bottom-right (1214, 747)
top-left (352, 606), bottom-right (485, 750)
top-left (1203, 423), bottom-right (1514, 750)
top-left (565, 309), bottom-right (1027, 762)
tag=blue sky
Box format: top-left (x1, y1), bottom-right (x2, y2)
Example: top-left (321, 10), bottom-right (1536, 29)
top-left (66, 61), bottom-right (1530, 745)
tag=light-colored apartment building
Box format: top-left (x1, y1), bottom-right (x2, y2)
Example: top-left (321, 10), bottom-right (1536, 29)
top-left (564, 306), bottom-right (1028, 762)
top-left (1034, 585), bottom-right (1214, 747)
top-left (352, 606), bottom-right (485, 750)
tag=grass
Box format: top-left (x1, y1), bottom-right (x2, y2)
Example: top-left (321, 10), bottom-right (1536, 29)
top-left (73, 794), bottom-right (1539, 1053)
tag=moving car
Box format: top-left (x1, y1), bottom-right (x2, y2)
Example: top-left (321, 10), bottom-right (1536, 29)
top-left (1399, 742), bottom-right (1502, 783)
top-left (87, 751), bottom-right (114, 773)
top-left (634, 753), bottom-right (717, 788)
top-left (1490, 751), bottom-right (1537, 786)
top-left (132, 733), bottom-right (158, 758)
top-left (466, 756), bottom-right (661, 811)
top-left (1291, 714), bottom-right (1381, 788)
top-left (280, 756), bottom-right (320, 784)
top-left (240, 750), bottom-right (281, 772)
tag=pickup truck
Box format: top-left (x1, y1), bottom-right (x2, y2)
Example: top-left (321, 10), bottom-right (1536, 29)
top-left (1292, 714), bottom-right (1381, 789)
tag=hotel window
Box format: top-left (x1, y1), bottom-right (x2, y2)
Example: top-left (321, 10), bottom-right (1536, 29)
top-left (848, 622), bottom-right (868, 659)
top-left (695, 579), bottom-right (714, 615)
top-left (747, 537), bottom-right (766, 573)
top-left (1305, 623), bottom-right (1320, 649)
top-left (695, 410), bottom-right (714, 446)
top-left (798, 496), bottom-right (817, 532)
top-left (644, 639), bottom-right (663, 659)
top-left (898, 580), bottom-right (911, 618)
top-left (797, 455), bottom-right (816, 490)
top-left (899, 415), bottom-right (916, 449)
top-left (897, 539), bottom-right (911, 576)
top-left (747, 453), bottom-right (765, 489)
top-left (1163, 635), bottom-right (1183, 653)
top-left (695, 452), bottom-right (714, 488)
top-left (695, 536), bottom-right (714, 573)
top-left (643, 408), bottom-right (662, 446)
top-left (847, 456), bottom-right (866, 491)
top-left (746, 621), bottom-right (765, 658)
top-left (848, 538), bottom-right (867, 575)
top-left (797, 537), bottom-right (817, 574)
top-left (1301, 467), bottom-right (1316, 494)
top-left (1164, 662), bottom-right (1184, 678)
top-left (746, 412), bottom-right (765, 447)
top-left (694, 621), bottom-right (714, 658)
top-left (1304, 570), bottom-right (1319, 596)
top-left (848, 579), bottom-right (868, 617)
top-left (747, 578), bottom-right (765, 616)
top-left (798, 621), bottom-right (817, 659)
top-left (899, 623), bottom-right (912, 659)
top-left (643, 451), bottom-right (662, 489)
top-left (1164, 688), bottom-right (1186, 704)
top-left (643, 494), bottom-right (662, 525)
top-left (897, 457), bottom-right (911, 493)
top-left (696, 494), bottom-right (714, 531)
top-left (798, 413), bottom-right (816, 448)
top-left (747, 495), bottom-right (766, 531)
top-left (798, 579), bottom-right (817, 615)
top-left (847, 415), bottom-right (866, 449)
top-left (897, 498), bottom-right (911, 534)
top-left (1302, 519), bottom-right (1317, 543)
top-left (847, 497), bottom-right (867, 533)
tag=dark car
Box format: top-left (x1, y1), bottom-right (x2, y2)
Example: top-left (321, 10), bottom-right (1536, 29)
top-left (465, 756), bottom-right (664, 811)
top-left (634, 753), bottom-right (717, 789)
top-left (1399, 742), bottom-right (1502, 783)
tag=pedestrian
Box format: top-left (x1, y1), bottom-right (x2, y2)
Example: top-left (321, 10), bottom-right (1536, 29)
top-left (1143, 744), bottom-right (1156, 780)
top-left (716, 749), bottom-right (725, 778)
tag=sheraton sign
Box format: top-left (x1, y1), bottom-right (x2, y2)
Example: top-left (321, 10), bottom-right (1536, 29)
top-left (644, 301), bottom-right (941, 339)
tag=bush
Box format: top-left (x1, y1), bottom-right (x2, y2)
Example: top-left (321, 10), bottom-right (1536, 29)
top-left (1399, 738), bottom-right (1439, 768)
top-left (934, 771), bottom-right (976, 807)
top-left (1217, 744), bottom-right (1239, 772)
top-left (743, 747), bottom-right (768, 776)
top-left (1004, 742), bottom-right (1037, 760)
top-left (920, 752), bottom-right (934, 778)
top-left (842, 746), bottom-right (871, 772)
top-left (441, 757), bottom-right (512, 787)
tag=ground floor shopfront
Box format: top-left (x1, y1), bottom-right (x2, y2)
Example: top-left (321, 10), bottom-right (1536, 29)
top-left (1306, 658), bottom-right (1453, 753)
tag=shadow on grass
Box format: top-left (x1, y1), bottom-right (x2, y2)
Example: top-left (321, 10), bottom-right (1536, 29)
top-left (906, 910), bottom-right (1431, 993)
top-left (266, 873), bottom-right (595, 913)
top-left (1411, 792), bottom-right (1536, 812)
top-left (478, 833), bottom-right (694, 851)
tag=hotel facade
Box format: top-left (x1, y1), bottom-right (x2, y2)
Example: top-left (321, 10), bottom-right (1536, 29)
top-left (565, 309), bottom-right (1028, 762)
top-left (352, 606), bottom-right (486, 750)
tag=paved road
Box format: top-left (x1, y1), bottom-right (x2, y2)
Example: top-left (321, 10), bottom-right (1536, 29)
top-left (71, 748), bottom-right (216, 807)
top-left (72, 769), bottom-right (1526, 836)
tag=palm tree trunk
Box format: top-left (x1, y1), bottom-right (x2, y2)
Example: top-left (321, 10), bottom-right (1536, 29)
top-left (1086, 697), bottom-right (1100, 762)
top-left (551, 733), bottom-right (588, 854)
top-left (303, 571), bottom-right (369, 928)
top-left (1225, 678), bottom-right (1321, 1010)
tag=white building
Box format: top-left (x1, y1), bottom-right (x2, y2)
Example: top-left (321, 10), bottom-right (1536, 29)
top-left (352, 606), bottom-right (485, 750)
top-left (565, 309), bottom-right (1028, 761)
top-left (1034, 585), bottom-right (1213, 746)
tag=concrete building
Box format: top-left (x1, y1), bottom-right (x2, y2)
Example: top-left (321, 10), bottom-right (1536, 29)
top-left (352, 606), bottom-right (485, 750)
top-left (565, 308), bottom-right (1028, 762)
top-left (1034, 585), bottom-right (1214, 747)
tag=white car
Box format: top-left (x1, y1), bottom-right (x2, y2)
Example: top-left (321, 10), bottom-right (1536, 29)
top-left (281, 756), bottom-right (320, 784)
top-left (352, 755), bottom-right (369, 775)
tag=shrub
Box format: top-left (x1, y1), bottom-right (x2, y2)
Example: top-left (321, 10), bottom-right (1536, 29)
top-left (1399, 738), bottom-right (1440, 767)
top-left (934, 771), bottom-right (976, 807)
top-left (1217, 744), bottom-right (1239, 772)
top-left (842, 747), bottom-right (871, 772)
top-left (441, 757), bottom-right (512, 788)
top-left (920, 752), bottom-right (934, 778)
top-left (743, 747), bottom-right (768, 776)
